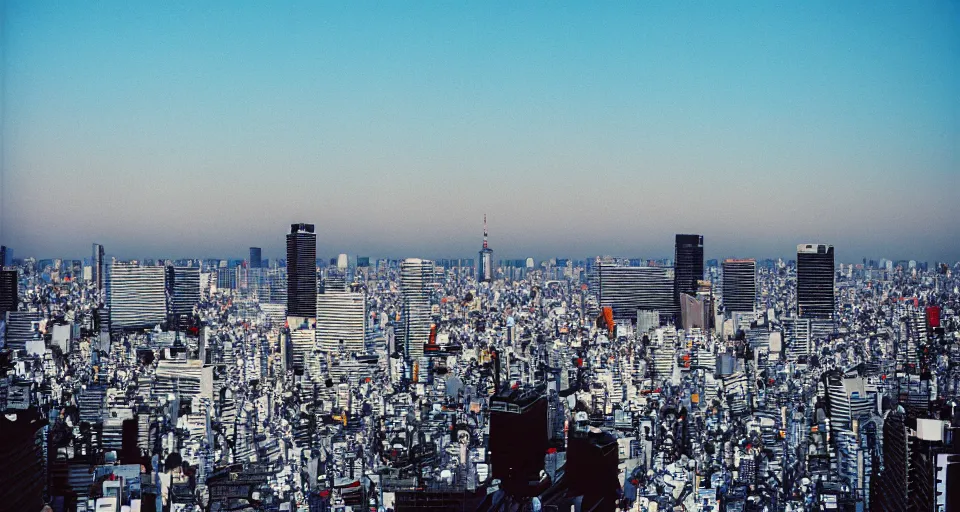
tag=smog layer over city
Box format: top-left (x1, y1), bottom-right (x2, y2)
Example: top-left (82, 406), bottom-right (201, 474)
top-left (0, 2), bottom-right (958, 512)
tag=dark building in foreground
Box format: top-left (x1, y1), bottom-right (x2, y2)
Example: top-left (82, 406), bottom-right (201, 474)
top-left (287, 223), bottom-right (317, 319)
top-left (872, 411), bottom-right (960, 512)
top-left (394, 488), bottom-right (487, 512)
top-left (722, 258), bottom-right (756, 314)
top-left (674, 234), bottom-right (704, 318)
top-left (797, 244), bottom-right (835, 320)
top-left (566, 430), bottom-right (621, 510)
top-left (489, 386), bottom-right (547, 498)
top-left (0, 409), bottom-right (48, 512)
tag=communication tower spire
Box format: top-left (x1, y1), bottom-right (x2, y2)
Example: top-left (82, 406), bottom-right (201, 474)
top-left (483, 214), bottom-right (488, 249)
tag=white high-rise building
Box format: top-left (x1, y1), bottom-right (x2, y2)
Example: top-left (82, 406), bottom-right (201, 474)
top-left (108, 263), bottom-right (167, 329)
top-left (782, 317), bottom-right (811, 362)
top-left (290, 328), bottom-right (321, 382)
top-left (400, 258), bottom-right (435, 361)
top-left (317, 291), bottom-right (366, 354)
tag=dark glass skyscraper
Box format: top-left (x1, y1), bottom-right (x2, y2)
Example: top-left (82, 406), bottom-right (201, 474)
top-left (249, 247), bottom-right (262, 268)
top-left (797, 243), bottom-right (835, 320)
top-left (92, 243), bottom-right (105, 290)
top-left (286, 223), bottom-right (317, 318)
top-left (674, 234), bottom-right (704, 317)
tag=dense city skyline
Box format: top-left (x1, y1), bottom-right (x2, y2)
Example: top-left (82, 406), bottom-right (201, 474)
top-left (2, 3), bottom-right (959, 511)
top-left (2, 2), bottom-right (958, 262)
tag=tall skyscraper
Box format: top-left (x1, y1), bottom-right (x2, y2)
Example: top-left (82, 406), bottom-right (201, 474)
top-left (108, 263), bottom-right (167, 329)
top-left (0, 269), bottom-right (17, 312)
top-left (286, 223), bottom-right (317, 319)
top-left (797, 244), bottom-right (835, 320)
top-left (166, 267), bottom-right (200, 316)
top-left (0, 245), bottom-right (6, 268)
top-left (400, 258), bottom-right (434, 361)
top-left (478, 215), bottom-right (494, 282)
top-left (92, 243), bottom-right (105, 290)
top-left (317, 291), bottom-right (366, 354)
top-left (674, 234), bottom-right (704, 317)
top-left (249, 247), bottom-right (262, 268)
top-left (722, 259), bottom-right (756, 314)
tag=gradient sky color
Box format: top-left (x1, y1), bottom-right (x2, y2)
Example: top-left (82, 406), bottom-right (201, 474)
top-left (2, 1), bottom-right (958, 263)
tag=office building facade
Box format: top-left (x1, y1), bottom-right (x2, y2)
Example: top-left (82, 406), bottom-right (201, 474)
top-left (108, 263), bottom-right (167, 329)
top-left (797, 244), bottom-right (835, 320)
top-left (782, 316), bottom-right (811, 362)
top-left (317, 291), bottom-right (366, 354)
top-left (166, 267), bottom-right (200, 317)
top-left (287, 223), bottom-right (318, 319)
top-left (722, 258), bottom-right (756, 314)
top-left (674, 234), bottom-right (704, 314)
top-left (400, 258), bottom-right (434, 361)
top-left (595, 263), bottom-right (675, 321)
top-left (640, 266), bottom-right (677, 322)
top-left (217, 265), bottom-right (238, 290)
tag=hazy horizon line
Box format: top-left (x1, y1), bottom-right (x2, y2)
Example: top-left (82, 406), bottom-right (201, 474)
top-left (7, 248), bottom-right (955, 267)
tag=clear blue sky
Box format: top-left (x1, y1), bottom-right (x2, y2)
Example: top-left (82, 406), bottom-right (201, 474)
top-left (2, 1), bottom-right (958, 262)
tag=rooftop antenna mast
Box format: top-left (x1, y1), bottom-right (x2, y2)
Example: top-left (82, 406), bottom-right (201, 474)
top-left (483, 214), bottom-right (488, 249)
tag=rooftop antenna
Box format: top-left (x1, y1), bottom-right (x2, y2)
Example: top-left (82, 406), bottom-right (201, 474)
top-left (483, 214), bottom-right (488, 249)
